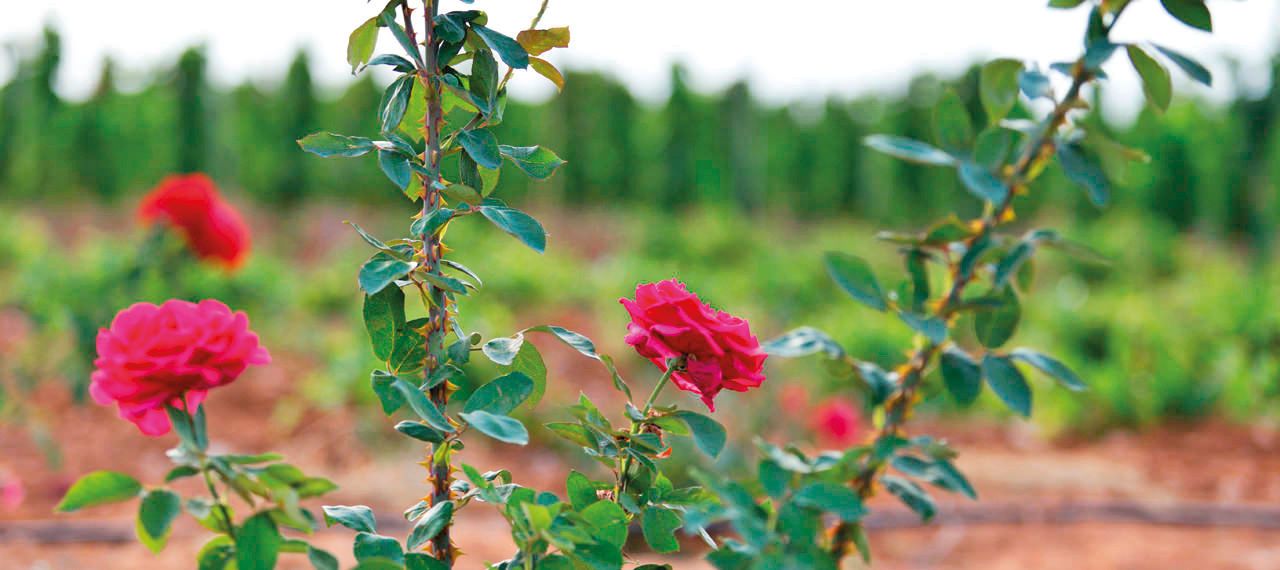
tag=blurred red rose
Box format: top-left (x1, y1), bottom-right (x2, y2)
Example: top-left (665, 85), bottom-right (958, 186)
top-left (812, 398), bottom-right (864, 448)
top-left (90, 299), bottom-right (270, 436)
top-left (138, 174), bottom-right (251, 270)
top-left (620, 279), bottom-right (767, 410)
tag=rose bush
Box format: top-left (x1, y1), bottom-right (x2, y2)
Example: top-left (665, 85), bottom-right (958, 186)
top-left (138, 174), bottom-right (251, 269)
top-left (89, 299), bottom-right (270, 435)
top-left (621, 279), bottom-right (767, 409)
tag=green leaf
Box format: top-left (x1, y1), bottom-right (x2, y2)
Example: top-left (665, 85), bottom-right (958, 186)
top-left (406, 553), bottom-right (449, 570)
top-left (354, 532), bottom-right (403, 563)
top-left (364, 286), bottom-right (406, 361)
top-left (511, 341), bottom-right (548, 408)
top-left (459, 410), bottom-right (528, 445)
top-left (457, 128), bottom-right (502, 169)
top-left (982, 353), bottom-right (1032, 417)
top-left (1160, 0), bottom-right (1212, 31)
top-left (580, 501), bottom-right (628, 549)
top-left (530, 56), bottom-right (565, 91)
top-left (1127, 45), bottom-right (1172, 112)
top-left (974, 128), bottom-right (1013, 170)
top-left (380, 75), bottom-right (414, 133)
top-left (308, 546), bottom-right (340, 570)
top-left (1019, 69), bottom-right (1052, 100)
top-left (1153, 44), bottom-right (1212, 86)
top-left (641, 507), bottom-right (683, 554)
top-left (758, 459), bottom-right (790, 499)
top-left (411, 207), bottom-right (456, 238)
top-left (469, 49), bottom-right (498, 113)
top-left (958, 160), bottom-right (1009, 204)
top-left (197, 536), bottom-right (236, 570)
top-left (393, 378), bottom-right (454, 432)
top-left (882, 475), bottom-right (936, 521)
top-left (165, 465), bottom-right (200, 483)
top-left (322, 505), bottom-right (377, 534)
top-left (762, 327), bottom-right (845, 359)
top-left (378, 9), bottom-right (421, 65)
top-left (1057, 143), bottom-right (1109, 207)
top-left (480, 203), bottom-right (546, 253)
top-left (565, 471), bottom-right (599, 511)
top-left (864, 134), bottom-right (955, 166)
top-left (940, 347), bottom-right (982, 405)
top-left (898, 312), bottom-right (946, 345)
top-left (395, 420), bottom-right (446, 443)
top-left (463, 372), bottom-right (534, 415)
top-left (471, 24), bottom-right (530, 69)
top-left (371, 371), bottom-right (405, 415)
top-left (136, 489), bottom-right (181, 553)
top-left (347, 18), bottom-right (380, 73)
top-left (377, 149), bottom-right (412, 191)
top-left (994, 240), bottom-right (1035, 288)
top-left (298, 132), bottom-right (375, 158)
top-left (974, 288), bottom-right (1020, 349)
top-left (359, 252), bottom-right (413, 295)
top-left (670, 411), bottom-right (726, 458)
top-left (824, 252), bottom-right (886, 311)
top-left (482, 334), bottom-right (523, 366)
top-left (933, 90), bottom-right (973, 152)
top-left (56, 471), bottom-right (141, 512)
top-left (980, 59), bottom-right (1023, 124)
top-left (442, 183), bottom-right (482, 206)
top-left (406, 500), bottom-right (454, 550)
top-left (236, 512), bottom-right (282, 570)
top-left (793, 482), bottom-right (866, 522)
top-left (1010, 348), bottom-right (1086, 391)
top-left (499, 145), bottom-right (566, 179)
top-left (1048, 0), bottom-right (1086, 7)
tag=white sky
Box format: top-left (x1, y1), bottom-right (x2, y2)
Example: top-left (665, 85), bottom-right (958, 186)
top-left (1, 1), bottom-right (1277, 117)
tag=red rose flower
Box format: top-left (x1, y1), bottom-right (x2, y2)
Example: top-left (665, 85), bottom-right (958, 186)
top-left (90, 299), bottom-right (270, 436)
top-left (620, 279), bottom-right (767, 410)
top-left (812, 398), bottom-right (864, 448)
top-left (138, 174), bottom-right (251, 270)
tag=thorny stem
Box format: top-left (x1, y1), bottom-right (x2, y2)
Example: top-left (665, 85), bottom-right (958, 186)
top-left (828, 25), bottom-right (1109, 559)
top-left (616, 358), bottom-right (682, 497)
top-left (403, 0), bottom-right (454, 564)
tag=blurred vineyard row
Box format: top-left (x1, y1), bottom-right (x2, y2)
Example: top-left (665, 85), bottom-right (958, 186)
top-left (2, 27), bottom-right (1279, 248)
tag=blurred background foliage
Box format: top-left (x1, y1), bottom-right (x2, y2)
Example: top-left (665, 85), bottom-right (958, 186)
top-left (1, 26), bottom-right (1278, 444)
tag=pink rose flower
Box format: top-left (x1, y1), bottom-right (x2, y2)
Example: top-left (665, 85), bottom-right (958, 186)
top-left (812, 398), bottom-right (864, 448)
top-left (138, 174), bottom-right (252, 270)
top-left (620, 279), bottom-right (767, 410)
top-left (0, 475), bottom-right (23, 511)
top-left (90, 299), bottom-right (270, 436)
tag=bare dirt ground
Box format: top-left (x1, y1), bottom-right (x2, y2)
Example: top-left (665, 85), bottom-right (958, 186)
top-left (3, 365), bottom-right (1280, 570)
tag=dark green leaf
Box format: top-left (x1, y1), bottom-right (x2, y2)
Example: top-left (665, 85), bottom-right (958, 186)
top-left (371, 370), bottom-right (405, 415)
top-left (864, 134), bottom-right (955, 166)
top-left (165, 466), bottom-right (199, 483)
top-left (482, 334), bottom-right (523, 366)
top-left (298, 132), bottom-right (374, 158)
top-left (898, 312), bottom-right (946, 344)
top-left (459, 410), bottom-right (528, 445)
top-left (406, 500), bottom-right (454, 550)
top-left (1057, 143), bottom-right (1109, 207)
top-left (670, 411), bottom-right (726, 458)
top-left (457, 128), bottom-right (501, 170)
top-left (395, 420), bottom-right (446, 443)
top-left (358, 253), bottom-right (413, 295)
top-left (975, 287), bottom-right (1020, 349)
top-left (469, 49), bottom-right (498, 113)
top-left (380, 75), bottom-right (414, 133)
top-left (322, 505), bottom-right (377, 533)
top-left (136, 489), bottom-right (181, 553)
top-left (393, 378), bottom-right (454, 432)
top-left (471, 24), bottom-right (530, 69)
top-left (994, 240), bottom-right (1035, 288)
top-left (197, 536), bottom-right (235, 570)
top-left (566, 471), bottom-right (599, 511)
top-left (794, 482), bottom-right (866, 522)
top-left (378, 9), bottom-right (421, 65)
top-left (480, 204), bottom-right (546, 253)
top-left (824, 252), bottom-right (886, 311)
top-left (1019, 69), bottom-right (1053, 100)
top-left (236, 512), bottom-right (281, 570)
top-left (308, 547), bottom-right (340, 570)
top-left (499, 145), bottom-right (566, 179)
top-left (940, 347), bottom-right (982, 405)
top-left (511, 341), bottom-right (548, 408)
top-left (958, 161), bottom-right (1009, 204)
top-left (56, 471), bottom-right (141, 512)
top-left (580, 500), bottom-right (628, 549)
top-left (377, 149), bottom-right (412, 191)
top-left (641, 507), bottom-right (683, 554)
top-left (882, 475), bottom-right (936, 521)
top-left (411, 207), bottom-right (455, 238)
top-left (364, 286), bottom-right (406, 361)
top-left (1160, 0), bottom-right (1212, 31)
top-left (762, 327), bottom-right (845, 359)
top-left (354, 532), bottom-right (403, 563)
top-left (463, 372), bottom-right (534, 415)
top-left (982, 353), bottom-right (1032, 417)
top-left (1010, 348), bottom-right (1086, 391)
top-left (1154, 44), bottom-right (1212, 86)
